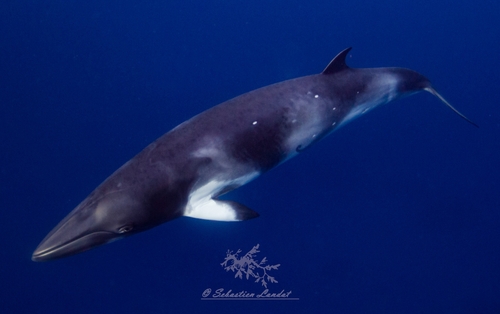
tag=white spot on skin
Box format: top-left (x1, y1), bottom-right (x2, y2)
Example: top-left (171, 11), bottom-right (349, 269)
top-left (332, 107), bottom-right (336, 110)
top-left (314, 95), bottom-right (319, 98)
top-left (252, 121), bottom-right (258, 125)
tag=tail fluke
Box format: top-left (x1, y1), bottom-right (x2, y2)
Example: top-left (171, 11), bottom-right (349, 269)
top-left (424, 87), bottom-right (478, 128)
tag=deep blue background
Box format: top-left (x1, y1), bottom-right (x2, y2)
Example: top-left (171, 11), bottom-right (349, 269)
top-left (1, 0), bottom-right (499, 313)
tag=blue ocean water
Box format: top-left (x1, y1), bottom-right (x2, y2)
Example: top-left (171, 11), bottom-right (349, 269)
top-left (1, 0), bottom-right (499, 313)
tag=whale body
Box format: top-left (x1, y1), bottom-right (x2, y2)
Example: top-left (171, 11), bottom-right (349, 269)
top-left (32, 48), bottom-right (475, 261)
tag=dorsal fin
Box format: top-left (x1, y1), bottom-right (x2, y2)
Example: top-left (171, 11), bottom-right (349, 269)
top-left (322, 47), bottom-right (352, 75)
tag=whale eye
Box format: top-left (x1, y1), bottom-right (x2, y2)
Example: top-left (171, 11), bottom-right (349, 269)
top-left (118, 225), bottom-right (133, 234)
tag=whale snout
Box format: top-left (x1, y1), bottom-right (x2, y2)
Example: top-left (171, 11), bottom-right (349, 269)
top-left (32, 205), bottom-right (124, 261)
top-left (32, 229), bottom-right (118, 262)
top-left (32, 195), bottom-right (135, 261)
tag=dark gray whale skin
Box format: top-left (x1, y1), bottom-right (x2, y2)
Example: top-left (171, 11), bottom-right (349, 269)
top-left (32, 48), bottom-right (474, 261)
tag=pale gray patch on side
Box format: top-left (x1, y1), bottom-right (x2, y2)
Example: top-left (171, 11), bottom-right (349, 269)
top-left (283, 91), bottom-right (328, 158)
top-left (339, 75), bottom-right (399, 127)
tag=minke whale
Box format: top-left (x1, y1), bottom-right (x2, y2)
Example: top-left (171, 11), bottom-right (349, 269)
top-left (32, 47), bottom-right (476, 261)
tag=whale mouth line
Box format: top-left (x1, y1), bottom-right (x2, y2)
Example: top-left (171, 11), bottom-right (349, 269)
top-left (32, 231), bottom-right (116, 262)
